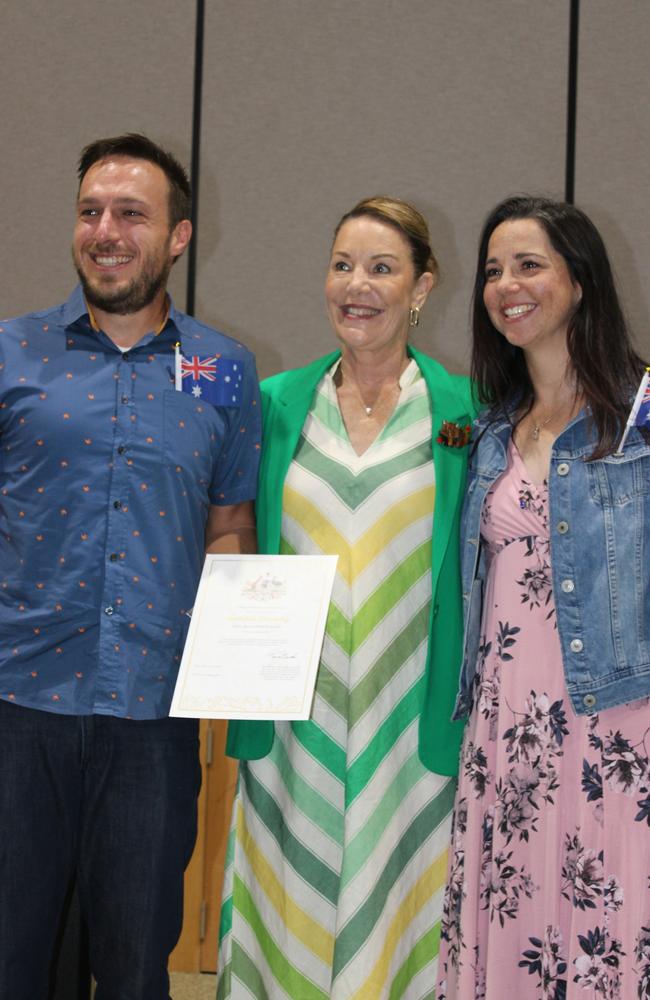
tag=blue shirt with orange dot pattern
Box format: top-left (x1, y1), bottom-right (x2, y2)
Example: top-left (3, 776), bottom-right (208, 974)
top-left (0, 286), bottom-right (261, 718)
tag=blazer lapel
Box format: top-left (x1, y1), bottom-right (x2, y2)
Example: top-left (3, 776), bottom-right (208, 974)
top-left (258, 352), bottom-right (340, 553)
top-left (412, 350), bottom-right (472, 599)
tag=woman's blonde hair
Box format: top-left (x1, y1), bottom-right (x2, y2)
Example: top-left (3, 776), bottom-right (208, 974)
top-left (333, 195), bottom-right (439, 284)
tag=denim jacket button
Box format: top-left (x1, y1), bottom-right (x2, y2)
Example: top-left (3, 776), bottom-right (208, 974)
top-left (557, 462), bottom-right (570, 476)
top-left (583, 693), bottom-right (596, 709)
top-left (557, 520), bottom-right (570, 534)
top-left (570, 638), bottom-right (583, 653)
top-left (561, 579), bottom-right (575, 593)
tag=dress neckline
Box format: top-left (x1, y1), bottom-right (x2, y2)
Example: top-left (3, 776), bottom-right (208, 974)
top-left (509, 438), bottom-right (548, 490)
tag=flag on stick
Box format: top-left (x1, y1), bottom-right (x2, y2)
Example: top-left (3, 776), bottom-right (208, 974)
top-left (614, 367), bottom-right (650, 454)
top-left (173, 346), bottom-right (243, 407)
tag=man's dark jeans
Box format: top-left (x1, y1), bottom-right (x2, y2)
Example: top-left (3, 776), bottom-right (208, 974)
top-left (0, 699), bottom-right (201, 1000)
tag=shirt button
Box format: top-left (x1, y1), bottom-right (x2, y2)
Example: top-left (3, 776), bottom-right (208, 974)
top-left (570, 638), bottom-right (583, 653)
top-left (104, 606), bottom-right (114, 616)
top-left (557, 462), bottom-right (570, 476)
top-left (121, 395), bottom-right (130, 404)
top-left (123, 352), bottom-right (131, 361)
top-left (561, 579), bottom-right (575, 593)
top-left (557, 521), bottom-right (569, 534)
top-left (583, 693), bottom-right (596, 709)
top-left (117, 445), bottom-right (126, 455)
top-left (113, 500), bottom-right (122, 509)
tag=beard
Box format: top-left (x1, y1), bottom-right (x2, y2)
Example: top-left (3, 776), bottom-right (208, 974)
top-left (73, 245), bottom-right (173, 316)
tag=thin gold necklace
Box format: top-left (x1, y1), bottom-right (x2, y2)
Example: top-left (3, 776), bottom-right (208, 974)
top-left (530, 411), bottom-right (558, 440)
top-left (335, 367), bottom-right (402, 417)
top-left (530, 398), bottom-right (576, 440)
top-left (358, 383), bottom-right (398, 416)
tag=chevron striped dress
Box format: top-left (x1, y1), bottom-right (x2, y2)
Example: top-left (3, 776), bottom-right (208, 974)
top-left (218, 360), bottom-right (455, 999)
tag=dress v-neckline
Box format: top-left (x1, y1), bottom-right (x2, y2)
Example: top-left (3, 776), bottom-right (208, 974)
top-left (327, 358), bottom-right (420, 460)
top-left (509, 438), bottom-right (548, 490)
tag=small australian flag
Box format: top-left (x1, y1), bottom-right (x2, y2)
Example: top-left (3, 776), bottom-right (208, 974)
top-left (634, 376), bottom-right (650, 428)
top-left (177, 353), bottom-right (243, 407)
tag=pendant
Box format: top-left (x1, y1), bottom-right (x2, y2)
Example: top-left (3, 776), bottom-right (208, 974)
top-left (531, 424), bottom-right (541, 441)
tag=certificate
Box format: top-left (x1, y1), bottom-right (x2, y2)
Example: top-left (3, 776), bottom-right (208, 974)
top-left (170, 554), bottom-right (338, 720)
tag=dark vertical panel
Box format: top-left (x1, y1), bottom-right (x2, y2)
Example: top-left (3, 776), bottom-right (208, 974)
top-left (565, 0), bottom-right (580, 203)
top-left (186, 0), bottom-right (206, 317)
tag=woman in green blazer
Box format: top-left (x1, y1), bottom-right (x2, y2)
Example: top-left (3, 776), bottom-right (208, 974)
top-left (218, 197), bottom-right (476, 999)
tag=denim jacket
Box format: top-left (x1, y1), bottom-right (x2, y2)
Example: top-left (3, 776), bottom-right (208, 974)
top-left (454, 410), bottom-right (650, 720)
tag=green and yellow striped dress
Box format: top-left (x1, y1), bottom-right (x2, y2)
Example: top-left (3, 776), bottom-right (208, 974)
top-left (218, 360), bottom-right (455, 999)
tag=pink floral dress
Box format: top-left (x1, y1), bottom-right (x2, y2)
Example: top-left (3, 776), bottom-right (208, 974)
top-left (437, 441), bottom-right (650, 999)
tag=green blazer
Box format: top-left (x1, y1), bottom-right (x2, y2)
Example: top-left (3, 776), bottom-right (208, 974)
top-left (226, 346), bottom-right (476, 776)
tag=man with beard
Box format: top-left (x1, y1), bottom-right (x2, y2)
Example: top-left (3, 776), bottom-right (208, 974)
top-left (0, 134), bottom-right (260, 999)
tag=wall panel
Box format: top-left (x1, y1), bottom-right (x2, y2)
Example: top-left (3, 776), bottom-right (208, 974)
top-left (0, 1), bottom-right (196, 318)
top-left (198, 0), bottom-right (568, 377)
top-left (575, 2), bottom-right (650, 355)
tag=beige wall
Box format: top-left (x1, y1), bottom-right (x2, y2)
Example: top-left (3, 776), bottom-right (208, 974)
top-left (0, 0), bottom-right (195, 317)
top-left (575, 1), bottom-right (650, 356)
top-left (197, 0), bottom-right (567, 376)
top-left (1, 2), bottom-right (648, 371)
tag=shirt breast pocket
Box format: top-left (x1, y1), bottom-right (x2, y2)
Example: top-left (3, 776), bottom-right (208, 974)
top-left (162, 389), bottom-right (224, 484)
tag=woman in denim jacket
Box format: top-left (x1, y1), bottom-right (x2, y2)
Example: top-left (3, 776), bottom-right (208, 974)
top-left (437, 196), bottom-right (650, 999)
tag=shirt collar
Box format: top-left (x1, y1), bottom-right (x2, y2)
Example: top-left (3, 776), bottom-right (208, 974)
top-left (61, 285), bottom-right (92, 328)
top-left (85, 296), bottom-right (170, 336)
top-left (325, 356), bottom-right (420, 388)
top-left (62, 285), bottom-right (180, 350)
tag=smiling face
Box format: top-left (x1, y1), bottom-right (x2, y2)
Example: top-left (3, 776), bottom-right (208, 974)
top-left (325, 216), bottom-right (434, 362)
top-left (72, 156), bottom-right (191, 315)
top-left (483, 217), bottom-right (582, 355)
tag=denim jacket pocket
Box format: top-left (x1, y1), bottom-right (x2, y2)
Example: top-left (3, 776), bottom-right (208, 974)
top-left (584, 449), bottom-right (650, 670)
top-left (586, 447), bottom-right (650, 507)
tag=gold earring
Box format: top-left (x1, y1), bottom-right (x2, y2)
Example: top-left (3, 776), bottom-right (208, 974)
top-left (409, 307), bottom-right (420, 327)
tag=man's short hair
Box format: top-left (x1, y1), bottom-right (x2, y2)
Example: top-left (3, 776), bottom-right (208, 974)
top-left (78, 133), bottom-right (192, 229)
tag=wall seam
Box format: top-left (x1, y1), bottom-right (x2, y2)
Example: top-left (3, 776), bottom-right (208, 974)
top-left (565, 0), bottom-right (580, 203)
top-left (186, 0), bottom-right (206, 316)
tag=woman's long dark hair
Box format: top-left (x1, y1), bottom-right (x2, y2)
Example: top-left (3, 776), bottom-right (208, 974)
top-left (471, 195), bottom-right (645, 458)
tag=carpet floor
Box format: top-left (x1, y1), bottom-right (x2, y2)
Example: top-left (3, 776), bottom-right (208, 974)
top-left (169, 972), bottom-right (216, 1000)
